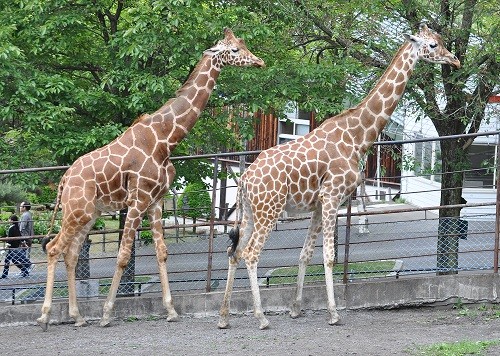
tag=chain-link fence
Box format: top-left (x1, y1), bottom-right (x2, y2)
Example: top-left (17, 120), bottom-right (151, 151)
top-left (1, 134), bottom-right (498, 305)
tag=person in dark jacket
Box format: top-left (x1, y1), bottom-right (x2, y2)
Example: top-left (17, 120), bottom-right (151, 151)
top-left (1, 215), bottom-right (31, 278)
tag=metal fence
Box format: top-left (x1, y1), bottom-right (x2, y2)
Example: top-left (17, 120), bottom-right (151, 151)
top-left (0, 132), bottom-right (498, 305)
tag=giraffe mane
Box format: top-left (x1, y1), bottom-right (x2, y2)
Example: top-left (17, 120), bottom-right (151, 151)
top-left (130, 113), bottom-right (151, 126)
top-left (152, 55), bottom-right (212, 115)
top-left (357, 42), bottom-right (411, 107)
top-left (174, 55), bottom-right (212, 99)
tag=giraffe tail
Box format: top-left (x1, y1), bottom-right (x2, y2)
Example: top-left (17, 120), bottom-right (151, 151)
top-left (227, 179), bottom-right (243, 257)
top-left (42, 174), bottom-right (65, 253)
top-left (227, 226), bottom-right (240, 257)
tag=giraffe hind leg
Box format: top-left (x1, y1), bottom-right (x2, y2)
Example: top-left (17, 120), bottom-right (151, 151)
top-left (37, 236), bottom-right (61, 331)
top-left (241, 221), bottom-right (277, 329)
top-left (290, 208), bottom-right (322, 319)
top-left (218, 216), bottom-right (249, 329)
top-left (64, 232), bottom-right (92, 327)
top-left (37, 227), bottom-right (87, 330)
top-left (100, 208), bottom-right (143, 327)
top-left (149, 203), bottom-right (178, 322)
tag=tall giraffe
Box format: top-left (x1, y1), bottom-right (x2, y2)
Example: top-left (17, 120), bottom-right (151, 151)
top-left (37, 28), bottom-right (264, 331)
top-left (218, 24), bottom-right (460, 330)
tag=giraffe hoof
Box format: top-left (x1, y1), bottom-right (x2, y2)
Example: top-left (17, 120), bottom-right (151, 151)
top-left (167, 313), bottom-right (179, 322)
top-left (100, 318), bottom-right (111, 327)
top-left (259, 319), bottom-right (270, 330)
top-left (290, 303), bottom-right (302, 318)
top-left (37, 318), bottom-right (48, 332)
top-left (328, 315), bottom-right (341, 326)
top-left (217, 319), bottom-right (230, 329)
top-left (74, 319), bottom-right (88, 327)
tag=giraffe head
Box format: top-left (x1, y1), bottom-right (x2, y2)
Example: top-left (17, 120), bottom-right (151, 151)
top-left (404, 23), bottom-right (460, 68)
top-left (204, 28), bottom-right (265, 68)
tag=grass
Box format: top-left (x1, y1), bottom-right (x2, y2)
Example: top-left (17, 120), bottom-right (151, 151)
top-left (266, 260), bottom-right (397, 285)
top-left (413, 340), bottom-right (500, 356)
top-left (99, 275), bottom-right (152, 294)
top-left (16, 276), bottom-right (154, 299)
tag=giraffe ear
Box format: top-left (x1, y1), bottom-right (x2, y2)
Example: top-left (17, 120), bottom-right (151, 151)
top-left (204, 42), bottom-right (224, 56)
top-left (404, 33), bottom-right (423, 46)
top-left (419, 23), bottom-right (429, 32)
top-left (223, 28), bottom-right (236, 40)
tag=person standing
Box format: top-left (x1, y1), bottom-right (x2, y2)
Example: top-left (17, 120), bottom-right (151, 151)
top-left (1, 215), bottom-right (31, 278)
top-left (19, 201), bottom-right (35, 270)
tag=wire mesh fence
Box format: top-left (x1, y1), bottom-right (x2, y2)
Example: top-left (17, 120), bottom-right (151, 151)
top-left (0, 133), bottom-right (498, 305)
top-left (0, 198), bottom-right (496, 305)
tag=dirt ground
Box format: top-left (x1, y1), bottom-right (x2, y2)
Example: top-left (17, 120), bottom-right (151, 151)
top-left (2, 307), bottom-right (500, 355)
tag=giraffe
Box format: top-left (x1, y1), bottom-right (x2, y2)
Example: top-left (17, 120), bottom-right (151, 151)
top-left (36, 28), bottom-right (264, 331)
top-left (218, 24), bottom-right (460, 330)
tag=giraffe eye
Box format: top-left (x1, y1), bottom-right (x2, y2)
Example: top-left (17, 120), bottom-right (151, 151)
top-left (231, 48), bottom-right (239, 53)
top-left (429, 43), bottom-right (438, 49)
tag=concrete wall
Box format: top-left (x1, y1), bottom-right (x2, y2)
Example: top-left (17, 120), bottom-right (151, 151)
top-left (1, 273), bottom-right (499, 327)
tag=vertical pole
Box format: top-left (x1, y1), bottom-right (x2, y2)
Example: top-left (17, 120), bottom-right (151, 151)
top-left (219, 161), bottom-right (227, 220)
top-left (376, 140), bottom-right (381, 200)
top-left (342, 197), bottom-right (352, 284)
top-left (206, 156), bottom-right (219, 292)
top-left (494, 134), bottom-right (500, 273)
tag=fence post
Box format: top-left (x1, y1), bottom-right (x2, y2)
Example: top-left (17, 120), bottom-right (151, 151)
top-left (117, 209), bottom-right (135, 296)
top-left (76, 238), bottom-right (91, 279)
top-left (206, 155), bottom-right (219, 292)
top-left (495, 134), bottom-right (500, 273)
top-left (342, 197), bottom-right (352, 284)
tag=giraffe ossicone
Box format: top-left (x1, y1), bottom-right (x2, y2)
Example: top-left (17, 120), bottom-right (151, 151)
top-left (218, 23), bottom-right (459, 330)
top-left (36, 28), bottom-right (264, 331)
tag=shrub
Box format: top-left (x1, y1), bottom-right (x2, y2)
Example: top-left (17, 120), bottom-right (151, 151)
top-left (92, 217), bottom-right (106, 230)
top-left (28, 186), bottom-right (57, 205)
top-left (176, 181), bottom-right (211, 220)
top-left (0, 182), bottom-right (26, 207)
top-left (139, 218), bottom-right (153, 245)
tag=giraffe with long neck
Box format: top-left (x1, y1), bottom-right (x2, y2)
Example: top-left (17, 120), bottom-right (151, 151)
top-left (37, 28), bottom-right (264, 331)
top-left (218, 24), bottom-right (460, 330)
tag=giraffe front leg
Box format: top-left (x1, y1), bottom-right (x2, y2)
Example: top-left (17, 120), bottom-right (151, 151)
top-left (100, 261), bottom-right (126, 327)
top-left (156, 252), bottom-right (179, 322)
top-left (101, 209), bottom-right (143, 327)
top-left (291, 209), bottom-right (322, 319)
top-left (159, 266), bottom-right (179, 322)
top-left (324, 260), bottom-right (340, 325)
top-left (322, 211), bottom-right (340, 325)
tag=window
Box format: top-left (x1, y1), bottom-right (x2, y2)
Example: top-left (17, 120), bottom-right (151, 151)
top-left (278, 104), bottom-right (311, 144)
top-left (464, 145), bottom-right (495, 188)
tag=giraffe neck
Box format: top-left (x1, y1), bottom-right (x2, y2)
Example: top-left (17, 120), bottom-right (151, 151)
top-left (154, 55), bottom-right (221, 151)
top-left (345, 42), bottom-right (418, 154)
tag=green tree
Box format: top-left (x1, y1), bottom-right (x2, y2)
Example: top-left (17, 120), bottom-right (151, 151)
top-left (177, 181), bottom-right (211, 219)
top-left (1, 0), bottom-right (349, 201)
top-left (254, 0), bottom-right (498, 275)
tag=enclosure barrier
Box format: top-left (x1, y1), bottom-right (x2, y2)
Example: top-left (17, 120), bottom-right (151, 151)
top-left (0, 131), bottom-right (498, 304)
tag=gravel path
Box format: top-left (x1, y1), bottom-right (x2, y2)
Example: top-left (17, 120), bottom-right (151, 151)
top-left (3, 307), bottom-right (500, 355)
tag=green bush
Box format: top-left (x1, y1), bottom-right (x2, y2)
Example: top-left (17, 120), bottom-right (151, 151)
top-left (28, 186), bottom-right (57, 205)
top-left (0, 223), bottom-right (6, 237)
top-left (92, 217), bottom-right (106, 230)
top-left (139, 218), bottom-right (153, 245)
top-left (33, 211), bottom-right (61, 243)
top-left (176, 181), bottom-right (211, 219)
top-left (0, 182), bottom-right (26, 207)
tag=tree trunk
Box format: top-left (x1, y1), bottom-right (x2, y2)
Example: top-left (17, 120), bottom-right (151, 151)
top-left (118, 208), bottom-right (136, 296)
top-left (436, 139), bottom-right (467, 275)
